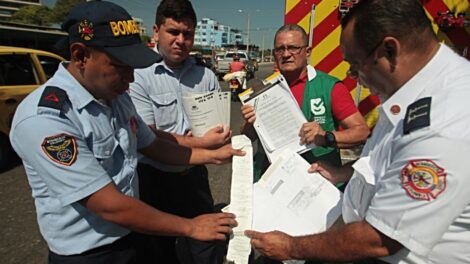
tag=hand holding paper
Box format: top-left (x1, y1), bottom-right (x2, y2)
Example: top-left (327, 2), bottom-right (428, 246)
top-left (308, 161), bottom-right (350, 185)
top-left (299, 121), bottom-right (326, 146)
top-left (189, 212), bottom-right (237, 241)
top-left (245, 230), bottom-right (294, 262)
top-left (241, 104), bottom-right (256, 125)
top-left (199, 125), bottom-right (232, 149)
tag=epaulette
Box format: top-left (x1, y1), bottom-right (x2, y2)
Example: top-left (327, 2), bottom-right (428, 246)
top-left (38, 86), bottom-right (68, 111)
top-left (404, 97), bottom-right (431, 134)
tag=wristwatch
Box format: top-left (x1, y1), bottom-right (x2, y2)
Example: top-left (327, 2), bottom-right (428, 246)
top-left (324, 131), bottom-right (336, 147)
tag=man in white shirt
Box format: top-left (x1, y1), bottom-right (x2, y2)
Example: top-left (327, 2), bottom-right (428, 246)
top-left (245, 0), bottom-right (470, 263)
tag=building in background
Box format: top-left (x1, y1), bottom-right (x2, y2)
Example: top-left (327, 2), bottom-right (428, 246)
top-left (0, 0), bottom-right (40, 20)
top-left (133, 17), bottom-right (147, 37)
top-left (194, 17), bottom-right (245, 48)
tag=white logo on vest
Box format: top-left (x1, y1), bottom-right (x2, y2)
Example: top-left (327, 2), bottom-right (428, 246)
top-left (310, 98), bottom-right (326, 115)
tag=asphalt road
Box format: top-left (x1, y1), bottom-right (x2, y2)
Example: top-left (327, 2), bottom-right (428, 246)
top-left (0, 62), bottom-right (275, 264)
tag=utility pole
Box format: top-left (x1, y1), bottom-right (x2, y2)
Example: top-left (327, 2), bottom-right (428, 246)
top-left (238, 9), bottom-right (258, 54)
top-left (246, 12), bottom-right (250, 53)
top-left (261, 32), bottom-right (265, 62)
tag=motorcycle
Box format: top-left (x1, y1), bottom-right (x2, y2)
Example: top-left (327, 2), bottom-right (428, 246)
top-left (224, 71), bottom-right (246, 102)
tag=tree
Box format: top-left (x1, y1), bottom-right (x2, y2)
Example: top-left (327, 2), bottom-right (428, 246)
top-left (51, 0), bottom-right (86, 24)
top-left (11, 5), bottom-right (52, 26)
top-left (10, 0), bottom-right (85, 26)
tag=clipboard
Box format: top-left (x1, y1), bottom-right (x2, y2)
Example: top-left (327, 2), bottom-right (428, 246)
top-left (240, 75), bottom-right (315, 162)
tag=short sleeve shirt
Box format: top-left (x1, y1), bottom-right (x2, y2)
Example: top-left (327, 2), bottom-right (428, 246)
top-left (342, 45), bottom-right (470, 263)
top-left (129, 54), bottom-right (220, 172)
top-left (9, 63), bottom-right (156, 255)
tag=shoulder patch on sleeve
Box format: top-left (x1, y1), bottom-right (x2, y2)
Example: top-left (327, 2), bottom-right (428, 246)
top-left (38, 86), bottom-right (67, 111)
top-left (401, 159), bottom-right (447, 201)
top-left (404, 97), bottom-right (431, 134)
top-left (41, 133), bottom-right (77, 166)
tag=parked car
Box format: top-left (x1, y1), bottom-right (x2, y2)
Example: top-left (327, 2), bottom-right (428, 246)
top-left (0, 46), bottom-right (64, 169)
top-left (214, 51), bottom-right (256, 80)
top-left (189, 51), bottom-right (215, 71)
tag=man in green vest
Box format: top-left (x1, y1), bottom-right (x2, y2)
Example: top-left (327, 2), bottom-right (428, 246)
top-left (241, 24), bottom-right (369, 183)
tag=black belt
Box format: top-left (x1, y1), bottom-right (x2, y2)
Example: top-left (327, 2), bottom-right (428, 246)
top-left (156, 165), bottom-right (201, 176)
top-left (56, 234), bottom-right (133, 257)
top-left (48, 234), bottom-right (135, 264)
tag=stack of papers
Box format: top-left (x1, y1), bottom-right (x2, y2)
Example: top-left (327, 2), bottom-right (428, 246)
top-left (182, 91), bottom-right (231, 137)
top-left (241, 77), bottom-right (314, 162)
top-left (253, 150), bottom-right (343, 236)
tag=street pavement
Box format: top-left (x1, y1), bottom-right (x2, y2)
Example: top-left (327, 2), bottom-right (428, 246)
top-left (0, 63), bottom-right (275, 264)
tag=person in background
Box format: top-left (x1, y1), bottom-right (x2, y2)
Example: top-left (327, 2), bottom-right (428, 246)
top-left (9, 1), bottom-right (242, 264)
top-left (226, 54), bottom-right (248, 93)
top-left (246, 0), bottom-right (470, 263)
top-left (129, 0), bottom-right (230, 263)
top-left (229, 54), bottom-right (246, 73)
top-left (241, 24), bottom-right (369, 183)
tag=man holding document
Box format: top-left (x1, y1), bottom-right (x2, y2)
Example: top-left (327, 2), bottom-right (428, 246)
top-left (246, 0), bottom-right (470, 263)
top-left (241, 24), bottom-right (369, 181)
top-left (129, 0), bottom-right (231, 263)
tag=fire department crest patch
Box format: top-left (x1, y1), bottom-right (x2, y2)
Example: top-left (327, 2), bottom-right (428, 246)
top-left (401, 159), bottom-right (446, 201)
top-left (41, 134), bottom-right (77, 166)
top-left (78, 19), bottom-right (94, 41)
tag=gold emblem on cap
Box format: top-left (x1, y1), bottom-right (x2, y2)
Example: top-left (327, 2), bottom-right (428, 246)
top-left (390, 104), bottom-right (401, 115)
top-left (78, 19), bottom-right (94, 41)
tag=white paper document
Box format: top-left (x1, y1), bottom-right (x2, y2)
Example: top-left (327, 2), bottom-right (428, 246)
top-left (242, 77), bottom-right (314, 162)
top-left (226, 135), bottom-right (254, 264)
top-left (182, 91), bottom-right (231, 137)
top-left (253, 150), bottom-right (342, 236)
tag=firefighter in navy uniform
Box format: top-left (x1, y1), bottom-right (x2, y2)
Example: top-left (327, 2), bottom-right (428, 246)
top-left (9, 2), bottom-right (241, 263)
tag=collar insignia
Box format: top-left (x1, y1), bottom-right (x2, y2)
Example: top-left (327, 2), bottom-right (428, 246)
top-left (404, 97), bottom-right (431, 134)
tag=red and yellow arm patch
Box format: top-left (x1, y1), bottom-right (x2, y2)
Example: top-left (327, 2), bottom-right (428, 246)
top-left (401, 159), bottom-right (447, 201)
top-left (41, 134), bottom-right (78, 166)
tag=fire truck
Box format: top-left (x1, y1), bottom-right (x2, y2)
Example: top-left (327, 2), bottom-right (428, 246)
top-left (283, 0), bottom-right (470, 129)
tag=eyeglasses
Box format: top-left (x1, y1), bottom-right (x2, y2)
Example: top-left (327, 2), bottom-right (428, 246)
top-left (273, 45), bottom-right (307, 55)
top-left (347, 40), bottom-right (383, 78)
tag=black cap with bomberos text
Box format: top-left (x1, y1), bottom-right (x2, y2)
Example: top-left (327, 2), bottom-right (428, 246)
top-left (62, 0), bottom-right (161, 68)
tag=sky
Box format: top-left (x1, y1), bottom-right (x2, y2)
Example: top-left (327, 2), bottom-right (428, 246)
top-left (42, 0), bottom-right (285, 49)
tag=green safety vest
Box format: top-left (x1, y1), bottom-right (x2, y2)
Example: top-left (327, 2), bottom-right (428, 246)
top-left (253, 69), bottom-right (341, 182)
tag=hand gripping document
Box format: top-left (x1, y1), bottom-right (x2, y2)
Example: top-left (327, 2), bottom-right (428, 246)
top-left (240, 76), bottom-right (314, 162)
